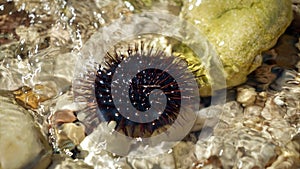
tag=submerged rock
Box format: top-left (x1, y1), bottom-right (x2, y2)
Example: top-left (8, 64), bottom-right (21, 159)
top-left (237, 86), bottom-right (257, 107)
top-left (182, 0), bottom-right (293, 90)
top-left (49, 106), bottom-right (87, 158)
top-left (194, 100), bottom-right (299, 169)
top-left (48, 155), bottom-right (93, 169)
top-left (12, 85), bottom-right (54, 109)
top-left (0, 94), bottom-right (51, 169)
top-left (192, 70), bottom-right (300, 168)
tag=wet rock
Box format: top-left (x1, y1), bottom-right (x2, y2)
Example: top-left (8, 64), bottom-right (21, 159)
top-left (0, 46), bottom-right (72, 93)
top-left (47, 91), bottom-right (86, 151)
top-left (195, 128), bottom-right (278, 169)
top-left (268, 137), bottom-right (300, 168)
top-left (247, 63), bottom-right (283, 91)
top-left (81, 137), bottom-right (131, 169)
top-left (192, 105), bottom-right (222, 132)
top-left (49, 91), bottom-right (80, 113)
top-left (55, 122), bottom-right (86, 149)
top-left (48, 105), bottom-right (86, 158)
top-left (261, 97), bottom-right (284, 121)
top-left (193, 92), bottom-right (299, 168)
top-left (0, 0), bottom-right (78, 92)
top-left (128, 153), bottom-right (175, 169)
top-left (244, 105), bottom-right (262, 118)
top-left (291, 2), bottom-right (300, 34)
top-left (50, 109), bottom-right (77, 125)
top-left (0, 1), bottom-right (30, 45)
top-left (173, 141), bottom-right (197, 169)
top-left (13, 85), bottom-right (54, 109)
top-left (273, 95), bottom-right (285, 106)
top-left (272, 70), bottom-right (300, 128)
top-left (237, 86), bottom-right (257, 107)
top-left (80, 122), bottom-right (132, 158)
top-left (219, 101), bottom-right (243, 125)
top-left (0, 95), bottom-right (51, 169)
top-left (255, 91), bottom-right (268, 107)
top-left (182, 0), bottom-right (292, 90)
top-left (247, 34), bottom-right (300, 91)
top-left (0, 1), bottom-right (15, 15)
top-left (243, 105), bottom-right (264, 131)
top-left (0, 43), bottom-right (30, 91)
top-left (48, 155), bottom-right (93, 169)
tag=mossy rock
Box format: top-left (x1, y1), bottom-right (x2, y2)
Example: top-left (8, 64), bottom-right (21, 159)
top-left (121, 0), bottom-right (292, 95)
top-left (181, 0), bottom-right (292, 92)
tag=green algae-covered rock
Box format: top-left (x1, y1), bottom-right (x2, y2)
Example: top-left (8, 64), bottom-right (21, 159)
top-left (181, 0), bottom-right (292, 90)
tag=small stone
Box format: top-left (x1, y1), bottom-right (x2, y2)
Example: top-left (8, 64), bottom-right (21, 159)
top-left (128, 158), bottom-right (154, 169)
top-left (55, 122), bottom-right (86, 152)
top-left (128, 153), bottom-right (175, 169)
top-left (266, 119), bottom-right (296, 143)
top-left (61, 123), bottom-right (86, 145)
top-left (173, 141), bottom-right (197, 169)
top-left (255, 92), bottom-right (268, 107)
top-left (243, 105), bottom-right (264, 131)
top-left (50, 109), bottom-right (77, 126)
top-left (261, 97), bottom-right (283, 120)
top-left (244, 105), bottom-right (262, 117)
top-left (219, 101), bottom-right (244, 125)
top-left (13, 85), bottom-right (53, 109)
top-left (237, 86), bottom-right (257, 107)
top-left (273, 95), bottom-right (286, 106)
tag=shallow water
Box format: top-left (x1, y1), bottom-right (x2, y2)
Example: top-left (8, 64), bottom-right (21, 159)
top-left (0, 0), bottom-right (299, 169)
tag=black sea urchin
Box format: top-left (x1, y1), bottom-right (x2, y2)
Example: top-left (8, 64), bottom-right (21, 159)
top-left (95, 41), bottom-right (198, 138)
top-left (73, 12), bottom-right (225, 157)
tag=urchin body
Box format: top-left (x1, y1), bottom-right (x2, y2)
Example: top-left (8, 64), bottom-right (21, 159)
top-left (95, 43), bottom-right (196, 138)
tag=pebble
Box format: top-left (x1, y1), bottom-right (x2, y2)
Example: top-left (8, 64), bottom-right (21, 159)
top-left (173, 141), bottom-right (197, 169)
top-left (219, 101), bottom-right (244, 125)
top-left (57, 122), bottom-right (86, 147)
top-left (237, 86), bottom-right (257, 107)
top-left (273, 95), bottom-right (285, 106)
top-left (255, 92), bottom-right (268, 107)
top-left (244, 105), bottom-right (263, 117)
top-left (13, 85), bottom-right (53, 109)
top-left (50, 109), bottom-right (77, 126)
top-left (261, 97), bottom-right (283, 121)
